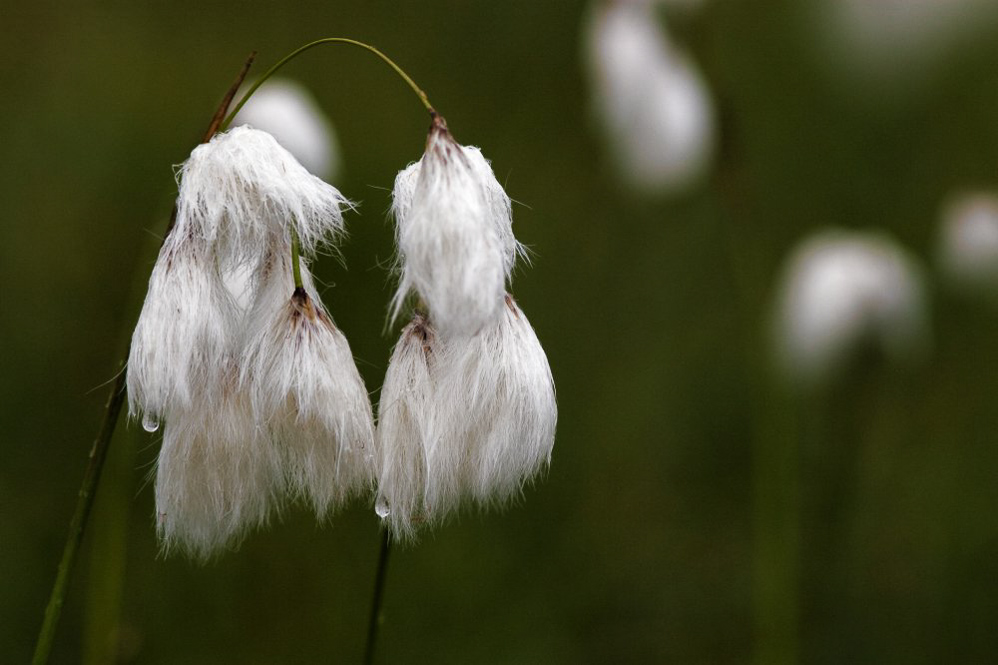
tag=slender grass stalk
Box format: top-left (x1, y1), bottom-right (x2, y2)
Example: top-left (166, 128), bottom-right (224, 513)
top-left (363, 532), bottom-right (393, 665)
top-left (220, 38), bottom-right (434, 132)
top-left (30, 53), bottom-right (256, 665)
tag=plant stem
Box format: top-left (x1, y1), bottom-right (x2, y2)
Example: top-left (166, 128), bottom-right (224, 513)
top-left (30, 52), bottom-right (256, 665)
top-left (291, 227), bottom-right (303, 289)
top-left (220, 38), bottom-right (434, 131)
top-left (363, 532), bottom-right (393, 665)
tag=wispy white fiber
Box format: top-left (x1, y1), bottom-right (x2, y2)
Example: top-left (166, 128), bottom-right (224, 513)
top-left (240, 253), bottom-right (375, 516)
top-left (390, 118), bottom-right (523, 336)
top-left (374, 314), bottom-right (436, 539)
top-left (233, 78), bottom-right (341, 182)
top-left (937, 192), bottom-right (998, 294)
top-left (585, 0), bottom-right (715, 194)
top-left (375, 297), bottom-right (557, 540)
top-left (155, 387), bottom-right (284, 561)
top-left (127, 233), bottom-right (240, 419)
top-left (176, 125), bottom-right (352, 266)
top-left (772, 229), bottom-right (930, 386)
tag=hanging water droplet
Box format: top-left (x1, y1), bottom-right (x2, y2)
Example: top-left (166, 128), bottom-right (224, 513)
top-left (374, 497), bottom-right (391, 518)
top-left (142, 413), bottom-right (160, 433)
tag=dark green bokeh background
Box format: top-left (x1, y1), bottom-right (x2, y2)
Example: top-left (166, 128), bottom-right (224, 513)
top-left (4, 1), bottom-right (998, 662)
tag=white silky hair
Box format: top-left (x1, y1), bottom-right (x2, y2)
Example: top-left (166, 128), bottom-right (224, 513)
top-left (772, 229), bottom-right (930, 386)
top-left (390, 120), bottom-right (523, 336)
top-left (240, 250), bottom-right (375, 516)
top-left (375, 297), bottom-right (557, 540)
top-left (585, 0), bottom-right (715, 194)
top-left (176, 125), bottom-right (352, 267)
top-left (127, 232), bottom-right (241, 420)
top-left (374, 314), bottom-right (436, 540)
top-left (233, 78), bottom-right (342, 182)
top-left (155, 386), bottom-right (284, 561)
top-left (937, 192), bottom-right (998, 294)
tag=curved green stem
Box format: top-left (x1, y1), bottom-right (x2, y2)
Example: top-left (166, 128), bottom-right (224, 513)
top-left (221, 38), bottom-right (433, 131)
top-left (290, 228), bottom-right (303, 290)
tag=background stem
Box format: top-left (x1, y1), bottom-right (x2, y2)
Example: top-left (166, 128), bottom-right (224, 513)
top-left (362, 532), bottom-right (392, 665)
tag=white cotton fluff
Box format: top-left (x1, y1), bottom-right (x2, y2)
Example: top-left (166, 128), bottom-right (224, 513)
top-left (937, 192), bottom-right (998, 294)
top-left (233, 78), bottom-right (341, 182)
top-left (374, 314), bottom-right (437, 539)
top-left (375, 297), bottom-right (557, 540)
top-left (127, 232), bottom-right (241, 420)
top-left (390, 117), bottom-right (521, 337)
top-left (585, 0), bottom-right (715, 194)
top-left (155, 388), bottom-right (284, 561)
top-left (772, 229), bottom-right (930, 386)
top-left (176, 125), bottom-right (352, 267)
top-left (240, 253), bottom-right (375, 516)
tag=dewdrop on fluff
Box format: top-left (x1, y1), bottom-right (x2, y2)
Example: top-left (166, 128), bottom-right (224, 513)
top-left (376, 113), bottom-right (557, 540)
top-left (128, 123), bottom-right (372, 558)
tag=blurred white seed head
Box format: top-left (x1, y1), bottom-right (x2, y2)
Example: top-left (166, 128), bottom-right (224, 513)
top-left (585, 0), bottom-right (715, 194)
top-left (176, 125), bottom-right (351, 266)
top-left (233, 78), bottom-right (341, 182)
top-left (155, 388), bottom-right (284, 561)
top-left (375, 296), bottom-right (557, 540)
top-left (937, 192), bottom-right (998, 294)
top-left (390, 116), bottom-right (523, 337)
top-left (772, 229), bottom-right (930, 386)
top-left (240, 255), bottom-right (375, 516)
top-left (813, 0), bottom-right (998, 94)
top-left (127, 234), bottom-right (241, 420)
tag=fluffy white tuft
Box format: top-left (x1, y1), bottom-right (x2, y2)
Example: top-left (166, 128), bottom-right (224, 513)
top-left (375, 297), bottom-right (557, 540)
top-left (127, 233), bottom-right (240, 419)
top-left (937, 192), bottom-right (998, 294)
top-left (390, 119), bottom-right (522, 336)
top-left (240, 253), bottom-right (375, 516)
top-left (176, 125), bottom-right (352, 267)
top-left (155, 387), bottom-right (284, 561)
top-left (585, 0), bottom-right (715, 194)
top-left (233, 78), bottom-right (341, 182)
top-left (374, 314), bottom-right (437, 540)
top-left (772, 228), bottom-right (930, 386)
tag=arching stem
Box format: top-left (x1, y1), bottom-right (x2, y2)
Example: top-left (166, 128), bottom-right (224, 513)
top-left (221, 38), bottom-right (434, 131)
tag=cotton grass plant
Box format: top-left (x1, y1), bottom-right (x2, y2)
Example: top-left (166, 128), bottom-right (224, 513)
top-left (33, 39), bottom-right (557, 664)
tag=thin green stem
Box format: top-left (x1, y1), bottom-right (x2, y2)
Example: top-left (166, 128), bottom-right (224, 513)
top-left (221, 38), bottom-right (433, 132)
top-left (291, 228), bottom-right (303, 290)
top-left (31, 54), bottom-right (256, 665)
top-left (363, 532), bottom-right (393, 665)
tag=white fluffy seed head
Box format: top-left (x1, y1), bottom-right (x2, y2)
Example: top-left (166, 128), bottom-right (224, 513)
top-left (585, 0), bottom-right (715, 194)
top-left (772, 229), bottom-right (930, 386)
top-left (176, 125), bottom-right (352, 267)
top-left (375, 297), bottom-right (557, 540)
top-left (390, 117), bottom-right (523, 336)
top-left (127, 233), bottom-right (241, 420)
top-left (155, 388), bottom-right (284, 561)
top-left (375, 314), bottom-right (437, 540)
top-left (937, 192), bottom-right (998, 295)
top-left (240, 257), bottom-right (375, 516)
top-left (233, 78), bottom-right (341, 181)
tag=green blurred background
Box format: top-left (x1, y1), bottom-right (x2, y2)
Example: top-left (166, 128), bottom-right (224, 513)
top-left (4, 1), bottom-right (998, 662)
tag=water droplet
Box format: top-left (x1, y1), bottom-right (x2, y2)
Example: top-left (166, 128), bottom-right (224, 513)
top-left (374, 497), bottom-right (391, 518)
top-left (142, 414), bottom-right (159, 433)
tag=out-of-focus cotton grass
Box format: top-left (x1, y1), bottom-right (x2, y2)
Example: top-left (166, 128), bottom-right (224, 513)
top-left (937, 192), bottom-right (998, 296)
top-left (584, 0), bottom-right (715, 195)
top-left (233, 78), bottom-right (341, 182)
top-left (810, 0), bottom-right (998, 95)
top-left (771, 229), bottom-right (930, 387)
